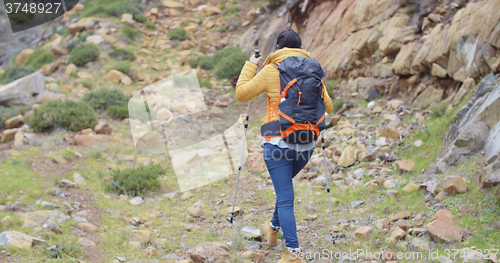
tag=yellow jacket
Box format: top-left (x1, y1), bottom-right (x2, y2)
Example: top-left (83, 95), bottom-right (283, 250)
top-left (235, 48), bottom-right (334, 124)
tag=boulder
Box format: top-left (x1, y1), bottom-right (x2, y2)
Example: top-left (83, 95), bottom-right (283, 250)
top-left (20, 210), bottom-right (67, 225)
top-left (187, 242), bottom-right (230, 263)
top-left (425, 209), bottom-right (462, 242)
top-left (1, 129), bottom-right (18, 143)
top-left (0, 231), bottom-right (46, 249)
top-left (0, 70), bottom-right (45, 106)
top-left (380, 126), bottom-right (400, 140)
top-left (4, 114), bottom-right (24, 129)
top-left (413, 86), bottom-right (443, 110)
top-left (337, 146), bottom-right (358, 167)
top-left (443, 176), bottom-right (468, 194)
top-left (105, 70), bottom-right (125, 84)
top-left (187, 207), bottom-right (203, 217)
top-left (15, 49), bottom-right (34, 66)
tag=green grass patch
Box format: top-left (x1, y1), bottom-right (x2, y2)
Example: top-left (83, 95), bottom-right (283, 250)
top-left (27, 100), bottom-right (98, 132)
top-left (331, 98), bottom-right (344, 114)
top-left (225, 6), bottom-right (241, 15)
top-left (68, 43), bottom-right (100, 66)
top-left (104, 163), bottom-right (167, 196)
top-left (66, 30), bottom-right (94, 52)
top-left (324, 78), bottom-right (341, 99)
top-left (0, 160), bottom-right (44, 205)
top-left (145, 21), bottom-right (155, 29)
top-left (133, 13), bottom-right (147, 23)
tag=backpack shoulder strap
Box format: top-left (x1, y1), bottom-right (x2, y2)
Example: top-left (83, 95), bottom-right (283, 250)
top-left (271, 63), bottom-right (279, 69)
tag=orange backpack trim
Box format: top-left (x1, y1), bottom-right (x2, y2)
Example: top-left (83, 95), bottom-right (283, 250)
top-left (280, 122), bottom-right (320, 140)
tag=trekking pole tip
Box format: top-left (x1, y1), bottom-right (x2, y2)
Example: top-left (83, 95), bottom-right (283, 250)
top-left (226, 213), bottom-right (236, 224)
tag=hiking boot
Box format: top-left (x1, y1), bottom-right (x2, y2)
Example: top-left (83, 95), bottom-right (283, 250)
top-left (278, 247), bottom-right (305, 263)
top-left (263, 220), bottom-right (279, 248)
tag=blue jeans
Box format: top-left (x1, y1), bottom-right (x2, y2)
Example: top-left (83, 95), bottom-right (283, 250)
top-left (262, 143), bottom-right (314, 249)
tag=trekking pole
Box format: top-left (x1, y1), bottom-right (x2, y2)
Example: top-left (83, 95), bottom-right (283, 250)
top-left (227, 49), bottom-right (260, 224)
top-left (321, 131), bottom-right (336, 245)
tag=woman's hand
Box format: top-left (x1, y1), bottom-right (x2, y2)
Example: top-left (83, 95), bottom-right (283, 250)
top-left (249, 55), bottom-right (263, 67)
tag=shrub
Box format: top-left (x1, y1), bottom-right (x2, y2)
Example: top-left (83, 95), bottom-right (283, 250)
top-left (198, 56), bottom-right (214, 70)
top-left (43, 241), bottom-right (81, 259)
top-left (24, 48), bottom-right (54, 69)
top-left (68, 43), bottom-right (100, 66)
top-left (218, 0), bottom-right (226, 10)
top-left (168, 28), bottom-right (188, 41)
top-left (213, 48), bottom-right (248, 79)
top-left (82, 0), bottom-right (142, 17)
top-left (134, 13), bottom-right (148, 23)
top-left (80, 79), bottom-right (92, 89)
top-left (105, 164), bottom-right (166, 196)
top-left (82, 88), bottom-right (129, 112)
top-left (108, 104), bottom-right (129, 119)
top-left (324, 78), bottom-right (341, 99)
top-left (145, 21), bottom-right (156, 29)
top-left (111, 46), bottom-right (136, 61)
top-left (120, 25), bottom-right (140, 39)
top-left (27, 100), bottom-right (97, 132)
top-left (0, 66), bottom-right (35, 84)
top-left (112, 61), bottom-right (131, 75)
top-left (332, 98), bottom-right (344, 114)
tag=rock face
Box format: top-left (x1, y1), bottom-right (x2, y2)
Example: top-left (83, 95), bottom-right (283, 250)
top-left (187, 242), bottom-right (230, 263)
top-left (426, 209), bottom-right (462, 243)
top-left (426, 75), bottom-right (499, 176)
top-left (0, 70), bottom-right (45, 106)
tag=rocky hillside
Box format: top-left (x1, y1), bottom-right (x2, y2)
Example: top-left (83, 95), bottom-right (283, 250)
top-left (0, 0), bottom-right (499, 262)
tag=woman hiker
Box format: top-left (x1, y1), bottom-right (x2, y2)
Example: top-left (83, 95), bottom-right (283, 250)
top-left (235, 29), bottom-right (334, 263)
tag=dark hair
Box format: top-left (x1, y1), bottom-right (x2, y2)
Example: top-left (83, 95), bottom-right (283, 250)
top-left (276, 29), bottom-right (302, 50)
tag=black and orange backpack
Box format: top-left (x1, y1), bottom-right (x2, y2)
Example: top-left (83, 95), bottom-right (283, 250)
top-left (261, 56), bottom-right (327, 144)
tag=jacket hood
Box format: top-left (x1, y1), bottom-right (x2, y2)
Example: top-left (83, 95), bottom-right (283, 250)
top-left (262, 48), bottom-right (312, 68)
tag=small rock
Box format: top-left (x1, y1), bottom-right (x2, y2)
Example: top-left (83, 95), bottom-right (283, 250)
top-left (414, 140), bottom-right (424, 147)
top-left (443, 176), bottom-right (467, 194)
top-left (130, 197), bottom-right (144, 205)
top-left (435, 191), bottom-right (447, 202)
top-left (395, 160), bottom-right (416, 172)
top-left (181, 192), bottom-right (193, 200)
top-left (425, 209), bottom-right (462, 242)
top-left (353, 168), bottom-right (364, 180)
top-left (187, 207), bottom-right (204, 217)
top-left (4, 115), bottom-right (24, 129)
top-left (411, 237), bottom-right (429, 251)
top-left (187, 242), bottom-right (230, 262)
top-left (0, 231), bottom-right (46, 249)
top-left (390, 226), bottom-right (406, 239)
top-left (129, 230), bottom-right (151, 244)
top-left (53, 156), bottom-right (68, 165)
top-left (73, 173), bottom-right (85, 184)
top-left (78, 237), bottom-right (96, 247)
top-left (145, 247), bottom-right (158, 257)
top-left (94, 120), bottom-right (112, 134)
top-left (403, 183), bottom-right (420, 192)
top-left (58, 179), bottom-right (77, 188)
top-left (78, 222), bottom-right (97, 233)
top-left (380, 126), bottom-right (400, 140)
top-left (116, 256), bottom-right (127, 262)
top-left (354, 226), bottom-right (373, 238)
top-left (250, 252), bottom-right (264, 262)
top-left (389, 211), bottom-right (411, 221)
top-left (240, 226), bottom-right (261, 240)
